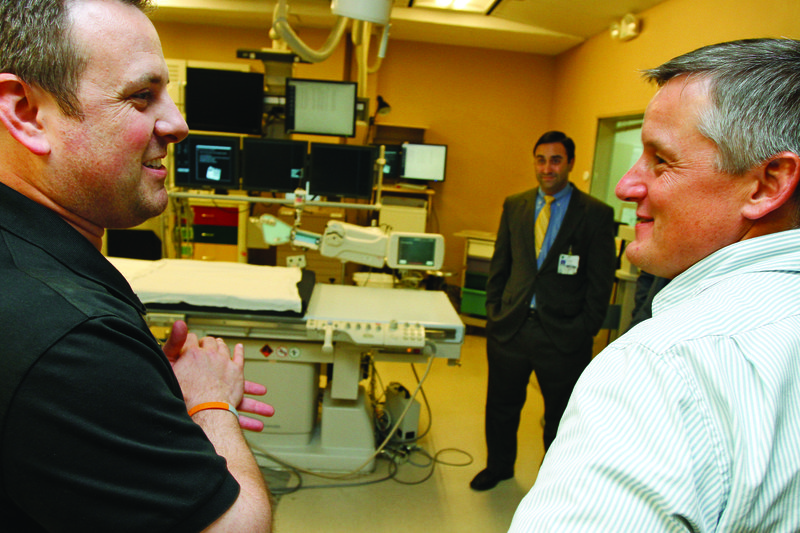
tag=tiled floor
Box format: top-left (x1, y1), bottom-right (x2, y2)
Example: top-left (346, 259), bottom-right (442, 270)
top-left (269, 332), bottom-right (547, 533)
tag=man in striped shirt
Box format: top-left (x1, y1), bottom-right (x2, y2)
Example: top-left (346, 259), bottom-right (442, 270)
top-left (510, 38), bottom-right (800, 532)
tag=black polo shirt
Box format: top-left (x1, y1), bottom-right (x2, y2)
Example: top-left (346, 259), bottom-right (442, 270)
top-left (0, 183), bottom-right (239, 532)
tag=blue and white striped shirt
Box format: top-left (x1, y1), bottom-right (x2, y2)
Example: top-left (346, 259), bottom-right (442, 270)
top-left (509, 229), bottom-right (800, 532)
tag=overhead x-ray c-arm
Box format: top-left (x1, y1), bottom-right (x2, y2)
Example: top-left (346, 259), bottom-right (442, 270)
top-left (271, 0), bottom-right (392, 64)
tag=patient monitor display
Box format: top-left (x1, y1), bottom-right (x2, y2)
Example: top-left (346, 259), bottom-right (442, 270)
top-left (387, 233), bottom-right (445, 270)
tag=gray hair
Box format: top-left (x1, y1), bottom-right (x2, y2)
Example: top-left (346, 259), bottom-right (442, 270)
top-left (644, 38), bottom-right (800, 176)
top-left (0, 0), bottom-right (153, 118)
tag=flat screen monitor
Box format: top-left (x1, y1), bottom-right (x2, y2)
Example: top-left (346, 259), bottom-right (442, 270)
top-left (373, 144), bottom-right (403, 180)
top-left (242, 138), bottom-right (308, 193)
top-left (386, 233), bottom-right (445, 271)
top-left (308, 143), bottom-right (376, 199)
top-left (285, 78), bottom-right (358, 137)
top-left (402, 143), bottom-right (447, 182)
top-left (185, 68), bottom-right (264, 135)
top-left (173, 134), bottom-right (241, 190)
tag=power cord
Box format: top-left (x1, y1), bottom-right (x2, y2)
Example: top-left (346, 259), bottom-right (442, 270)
top-left (253, 345), bottom-right (473, 493)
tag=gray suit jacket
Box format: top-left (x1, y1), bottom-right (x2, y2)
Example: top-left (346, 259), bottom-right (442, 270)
top-left (485, 185), bottom-right (617, 353)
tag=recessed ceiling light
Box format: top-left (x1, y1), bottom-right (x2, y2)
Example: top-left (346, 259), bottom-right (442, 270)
top-left (412, 0), bottom-right (496, 14)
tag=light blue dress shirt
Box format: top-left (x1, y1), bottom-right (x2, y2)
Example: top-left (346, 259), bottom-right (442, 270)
top-left (535, 184), bottom-right (572, 268)
top-left (510, 229), bottom-right (800, 532)
top-left (531, 184), bottom-right (573, 308)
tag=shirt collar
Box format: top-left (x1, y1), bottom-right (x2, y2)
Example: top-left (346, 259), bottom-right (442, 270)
top-left (538, 182), bottom-right (573, 204)
top-left (653, 229), bottom-right (800, 317)
top-left (0, 182), bottom-right (146, 315)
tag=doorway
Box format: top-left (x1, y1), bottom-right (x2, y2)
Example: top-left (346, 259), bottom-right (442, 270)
top-left (590, 114), bottom-right (643, 225)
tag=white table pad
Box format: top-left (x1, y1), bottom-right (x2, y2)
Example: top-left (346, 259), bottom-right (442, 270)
top-left (109, 258), bottom-right (303, 313)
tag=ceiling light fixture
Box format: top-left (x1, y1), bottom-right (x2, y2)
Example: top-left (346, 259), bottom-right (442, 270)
top-left (610, 13), bottom-right (641, 42)
top-left (413, 0), bottom-right (497, 14)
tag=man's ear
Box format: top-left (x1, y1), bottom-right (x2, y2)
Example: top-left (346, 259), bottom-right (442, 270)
top-left (742, 152), bottom-right (800, 221)
top-left (0, 74), bottom-right (51, 156)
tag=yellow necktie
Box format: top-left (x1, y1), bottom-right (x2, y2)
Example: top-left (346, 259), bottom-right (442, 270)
top-left (535, 195), bottom-right (554, 257)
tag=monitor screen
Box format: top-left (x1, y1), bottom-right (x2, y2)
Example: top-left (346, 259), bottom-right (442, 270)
top-left (173, 134), bottom-right (241, 190)
top-left (242, 138), bottom-right (308, 193)
top-left (185, 68), bottom-right (264, 135)
top-left (386, 233), bottom-right (445, 271)
top-left (285, 78), bottom-right (358, 137)
top-left (402, 143), bottom-right (447, 182)
top-left (308, 143), bottom-right (376, 199)
top-left (373, 144), bottom-right (403, 180)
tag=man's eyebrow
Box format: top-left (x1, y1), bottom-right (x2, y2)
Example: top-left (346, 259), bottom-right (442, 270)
top-left (130, 73), bottom-right (167, 86)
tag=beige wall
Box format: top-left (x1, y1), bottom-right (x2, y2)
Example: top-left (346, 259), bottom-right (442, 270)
top-left (374, 41), bottom-right (554, 273)
top-left (152, 0), bottom-right (800, 279)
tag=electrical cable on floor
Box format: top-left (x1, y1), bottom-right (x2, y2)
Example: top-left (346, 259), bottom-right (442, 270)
top-left (282, 459), bottom-right (399, 491)
top-left (390, 447), bottom-right (473, 486)
top-left (250, 348), bottom-right (436, 484)
top-left (254, 342), bottom-right (473, 493)
top-left (371, 357), bottom-right (473, 485)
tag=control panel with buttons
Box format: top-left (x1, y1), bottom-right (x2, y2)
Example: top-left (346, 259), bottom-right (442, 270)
top-left (306, 318), bottom-right (426, 352)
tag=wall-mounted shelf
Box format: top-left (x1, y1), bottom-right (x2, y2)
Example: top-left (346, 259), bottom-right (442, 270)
top-left (372, 124), bottom-right (426, 145)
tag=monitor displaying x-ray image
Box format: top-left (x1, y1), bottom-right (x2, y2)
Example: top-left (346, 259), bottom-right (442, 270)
top-left (173, 134), bottom-right (241, 190)
top-left (374, 144), bottom-right (403, 180)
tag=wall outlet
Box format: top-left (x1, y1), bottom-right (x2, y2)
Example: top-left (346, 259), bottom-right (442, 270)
top-left (287, 254), bottom-right (306, 268)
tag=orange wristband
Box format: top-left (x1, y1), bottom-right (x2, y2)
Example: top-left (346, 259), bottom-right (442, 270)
top-left (188, 401), bottom-right (239, 419)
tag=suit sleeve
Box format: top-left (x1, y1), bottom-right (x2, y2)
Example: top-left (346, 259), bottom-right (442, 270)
top-left (485, 198), bottom-right (512, 322)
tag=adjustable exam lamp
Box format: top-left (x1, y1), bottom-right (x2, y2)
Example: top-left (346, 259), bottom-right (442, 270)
top-left (369, 95), bottom-right (391, 127)
top-left (368, 95), bottom-right (392, 144)
top-left (376, 96), bottom-right (392, 116)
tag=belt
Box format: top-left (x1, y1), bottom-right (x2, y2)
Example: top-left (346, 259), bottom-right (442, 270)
top-left (528, 308), bottom-right (539, 317)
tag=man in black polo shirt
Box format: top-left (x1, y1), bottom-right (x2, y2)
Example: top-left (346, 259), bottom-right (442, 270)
top-left (0, 0), bottom-right (273, 530)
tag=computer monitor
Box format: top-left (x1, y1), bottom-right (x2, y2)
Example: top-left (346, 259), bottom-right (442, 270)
top-left (373, 144), bottom-right (403, 180)
top-left (402, 143), bottom-right (447, 182)
top-left (285, 78), bottom-right (358, 137)
top-left (308, 143), bottom-right (376, 199)
top-left (185, 67), bottom-right (264, 135)
top-left (173, 134), bottom-right (241, 190)
top-left (386, 233), bottom-right (445, 271)
top-left (242, 138), bottom-right (308, 193)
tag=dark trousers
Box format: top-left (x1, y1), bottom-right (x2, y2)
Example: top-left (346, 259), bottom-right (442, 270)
top-left (484, 313), bottom-right (591, 474)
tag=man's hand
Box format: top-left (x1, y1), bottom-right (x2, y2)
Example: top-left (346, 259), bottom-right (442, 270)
top-left (238, 379), bottom-right (274, 431)
top-left (162, 319), bottom-right (189, 366)
top-left (163, 320), bottom-right (275, 430)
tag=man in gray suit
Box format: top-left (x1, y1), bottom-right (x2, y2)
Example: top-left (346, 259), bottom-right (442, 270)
top-left (470, 131), bottom-right (617, 491)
